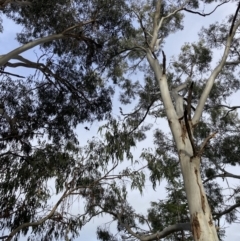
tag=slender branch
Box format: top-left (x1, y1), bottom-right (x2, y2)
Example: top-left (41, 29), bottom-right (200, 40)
top-left (229, 2), bottom-right (240, 36)
top-left (183, 1), bottom-right (230, 17)
top-left (62, 20), bottom-right (95, 34)
top-left (128, 100), bottom-right (155, 135)
top-left (149, 0), bottom-right (162, 50)
top-left (6, 189), bottom-right (69, 241)
top-left (225, 60), bottom-right (240, 65)
top-left (150, 1), bottom-right (188, 50)
top-left (132, 10), bottom-right (149, 47)
top-left (204, 170), bottom-right (240, 184)
top-left (6, 57), bottom-right (92, 104)
top-left (214, 203), bottom-right (240, 219)
top-left (192, 16), bottom-right (240, 125)
top-left (0, 70), bottom-right (25, 78)
top-left (207, 104), bottom-right (240, 110)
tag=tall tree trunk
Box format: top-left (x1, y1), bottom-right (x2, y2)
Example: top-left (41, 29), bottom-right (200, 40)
top-left (179, 139), bottom-right (219, 241)
top-left (146, 53), bottom-right (219, 241)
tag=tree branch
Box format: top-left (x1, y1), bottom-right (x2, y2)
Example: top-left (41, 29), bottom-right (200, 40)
top-left (116, 210), bottom-right (191, 241)
top-left (204, 170), bottom-right (240, 184)
top-left (183, 1), bottom-right (230, 17)
top-left (0, 34), bottom-right (65, 66)
top-left (229, 1), bottom-right (240, 36)
top-left (192, 14), bottom-right (240, 125)
top-left (0, 70), bottom-right (25, 78)
top-left (214, 203), bottom-right (240, 219)
top-left (6, 189), bottom-right (69, 241)
top-left (140, 223), bottom-right (191, 241)
top-left (225, 60), bottom-right (240, 65)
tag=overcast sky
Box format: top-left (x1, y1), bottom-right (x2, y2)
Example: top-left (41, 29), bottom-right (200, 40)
top-left (1, 1), bottom-right (240, 241)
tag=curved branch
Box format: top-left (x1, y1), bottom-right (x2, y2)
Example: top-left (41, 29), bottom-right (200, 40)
top-left (204, 170), bottom-right (240, 184)
top-left (183, 1), bottom-right (230, 17)
top-left (0, 34), bottom-right (65, 66)
top-left (141, 223), bottom-right (191, 241)
top-left (128, 100), bottom-right (155, 135)
top-left (119, 218), bottom-right (191, 241)
top-left (214, 203), bottom-right (240, 219)
top-left (6, 189), bottom-right (69, 241)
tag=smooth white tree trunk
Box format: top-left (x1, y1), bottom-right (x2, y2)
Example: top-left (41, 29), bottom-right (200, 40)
top-left (146, 52), bottom-right (219, 241)
top-left (179, 140), bottom-right (219, 241)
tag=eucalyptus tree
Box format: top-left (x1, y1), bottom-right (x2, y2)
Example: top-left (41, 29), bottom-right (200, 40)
top-left (94, 1), bottom-right (240, 241)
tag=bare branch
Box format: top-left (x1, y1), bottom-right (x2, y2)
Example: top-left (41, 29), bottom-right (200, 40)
top-left (62, 20), bottom-right (96, 34)
top-left (150, 1), bottom-right (187, 51)
top-left (128, 100), bottom-right (155, 135)
top-left (225, 60), bottom-right (240, 65)
top-left (204, 170), bottom-right (240, 184)
top-left (141, 223), bottom-right (191, 241)
top-left (132, 10), bottom-right (149, 48)
top-left (183, 1), bottom-right (230, 17)
top-left (229, 1), bottom-right (240, 36)
top-left (120, 222), bottom-right (191, 241)
top-left (0, 70), bottom-right (25, 78)
top-left (214, 203), bottom-right (240, 219)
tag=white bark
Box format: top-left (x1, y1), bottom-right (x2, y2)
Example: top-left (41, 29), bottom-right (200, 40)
top-left (0, 34), bottom-right (65, 67)
top-left (147, 51), bottom-right (219, 240)
top-left (179, 144), bottom-right (219, 241)
top-left (144, 2), bottom-right (240, 240)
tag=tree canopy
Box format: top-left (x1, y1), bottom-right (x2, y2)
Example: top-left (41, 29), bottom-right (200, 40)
top-left (0, 1), bottom-right (240, 241)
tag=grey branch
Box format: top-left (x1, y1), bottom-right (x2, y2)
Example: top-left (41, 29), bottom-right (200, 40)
top-left (140, 223), bottom-right (191, 241)
top-left (204, 169), bottom-right (240, 184)
top-left (123, 223), bottom-right (191, 241)
top-left (214, 203), bottom-right (240, 219)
